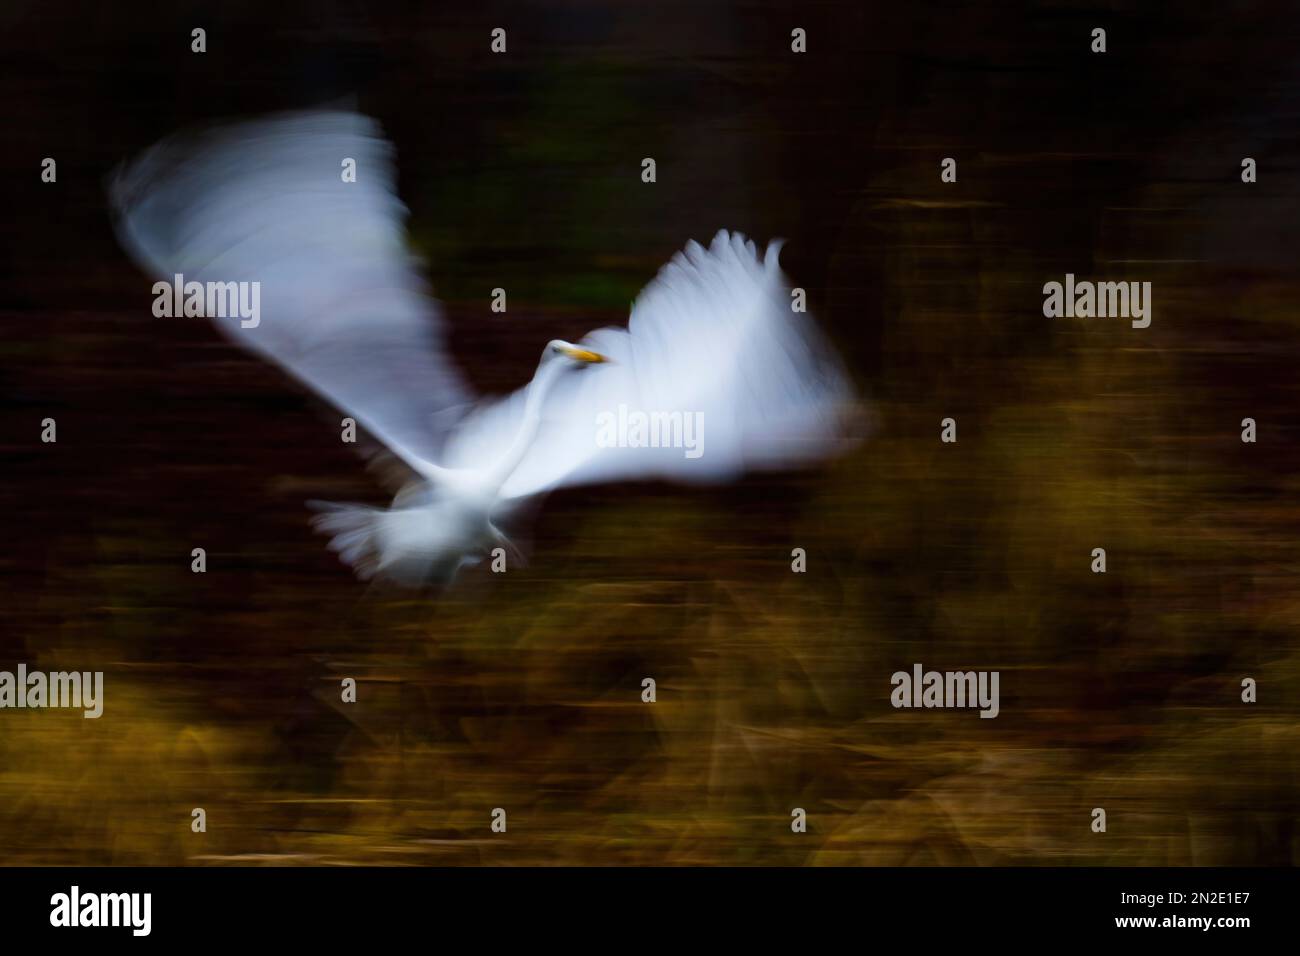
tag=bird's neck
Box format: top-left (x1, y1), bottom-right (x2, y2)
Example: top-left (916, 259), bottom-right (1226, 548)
top-left (483, 357), bottom-right (565, 493)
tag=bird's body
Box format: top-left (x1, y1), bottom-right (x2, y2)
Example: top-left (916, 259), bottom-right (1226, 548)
top-left (312, 482), bottom-right (498, 585)
top-left (110, 110), bottom-right (859, 585)
top-left (310, 338), bottom-right (610, 580)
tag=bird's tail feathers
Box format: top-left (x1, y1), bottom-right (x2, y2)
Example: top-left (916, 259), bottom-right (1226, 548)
top-left (307, 500), bottom-right (385, 581)
top-left (307, 498), bottom-right (475, 587)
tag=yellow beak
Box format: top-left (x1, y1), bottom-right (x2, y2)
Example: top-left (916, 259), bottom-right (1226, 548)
top-left (562, 346), bottom-right (609, 364)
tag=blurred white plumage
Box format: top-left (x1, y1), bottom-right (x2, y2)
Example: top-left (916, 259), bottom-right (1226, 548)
top-left (111, 110), bottom-right (857, 584)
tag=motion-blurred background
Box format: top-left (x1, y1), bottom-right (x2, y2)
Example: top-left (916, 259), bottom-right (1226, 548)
top-left (2, 0), bottom-right (1298, 865)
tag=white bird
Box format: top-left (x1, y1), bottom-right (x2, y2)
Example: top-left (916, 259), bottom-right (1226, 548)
top-left (111, 110), bottom-right (857, 585)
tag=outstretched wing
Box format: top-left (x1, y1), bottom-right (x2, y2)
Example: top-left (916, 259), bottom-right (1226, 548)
top-left (109, 109), bottom-right (470, 476)
top-left (442, 230), bottom-right (858, 500)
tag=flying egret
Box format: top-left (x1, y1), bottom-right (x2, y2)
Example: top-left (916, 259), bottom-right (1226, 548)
top-left (110, 110), bottom-right (857, 585)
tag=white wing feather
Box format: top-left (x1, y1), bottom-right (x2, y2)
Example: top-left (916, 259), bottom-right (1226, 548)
top-left (442, 230), bottom-right (856, 500)
top-left (109, 110), bottom-right (470, 475)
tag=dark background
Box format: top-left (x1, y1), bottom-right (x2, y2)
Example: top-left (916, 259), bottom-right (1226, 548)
top-left (1, 1), bottom-right (1298, 864)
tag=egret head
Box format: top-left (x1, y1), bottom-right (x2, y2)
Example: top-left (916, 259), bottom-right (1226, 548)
top-left (545, 339), bottom-right (608, 366)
